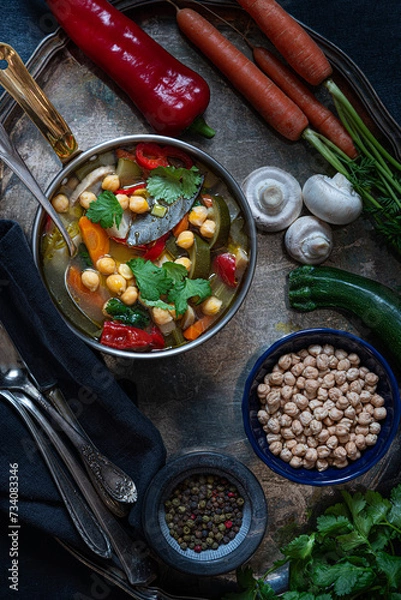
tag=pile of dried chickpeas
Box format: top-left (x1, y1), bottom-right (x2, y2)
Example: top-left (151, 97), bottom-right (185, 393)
top-left (256, 344), bottom-right (387, 471)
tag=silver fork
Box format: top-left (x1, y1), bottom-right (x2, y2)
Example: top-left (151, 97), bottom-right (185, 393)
top-left (0, 389), bottom-right (112, 559)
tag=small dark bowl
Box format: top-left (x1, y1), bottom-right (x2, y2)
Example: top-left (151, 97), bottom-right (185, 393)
top-left (242, 328), bottom-right (401, 486)
top-left (142, 451), bottom-right (267, 576)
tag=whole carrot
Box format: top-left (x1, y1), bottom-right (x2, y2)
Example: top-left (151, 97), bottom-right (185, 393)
top-left (237, 0), bottom-right (332, 86)
top-left (252, 47), bottom-right (357, 158)
top-left (176, 8), bottom-right (308, 141)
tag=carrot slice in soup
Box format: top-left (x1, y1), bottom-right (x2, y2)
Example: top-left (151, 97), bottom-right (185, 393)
top-left (78, 215), bottom-right (110, 265)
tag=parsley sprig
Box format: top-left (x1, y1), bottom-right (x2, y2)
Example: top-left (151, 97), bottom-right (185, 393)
top-left (85, 190), bottom-right (123, 229)
top-left (127, 257), bottom-right (211, 316)
top-left (224, 484), bottom-right (401, 599)
top-left (146, 165), bottom-right (202, 205)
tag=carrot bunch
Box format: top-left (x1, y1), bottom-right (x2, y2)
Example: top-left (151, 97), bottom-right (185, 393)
top-left (175, 1), bottom-right (357, 158)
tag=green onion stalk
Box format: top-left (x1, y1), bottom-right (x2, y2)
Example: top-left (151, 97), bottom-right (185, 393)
top-left (302, 78), bottom-right (401, 257)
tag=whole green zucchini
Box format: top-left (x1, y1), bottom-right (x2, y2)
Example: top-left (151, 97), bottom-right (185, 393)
top-left (288, 265), bottom-right (401, 364)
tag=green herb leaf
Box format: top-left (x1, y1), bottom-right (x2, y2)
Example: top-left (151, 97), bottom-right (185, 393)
top-left (146, 165), bottom-right (202, 204)
top-left (162, 261), bottom-right (188, 284)
top-left (168, 277), bottom-right (211, 316)
top-left (282, 534), bottom-right (315, 560)
top-left (86, 190), bottom-right (123, 229)
top-left (389, 484), bottom-right (401, 528)
top-left (127, 257), bottom-right (172, 301)
top-left (377, 551), bottom-right (401, 590)
top-left (104, 298), bottom-right (149, 328)
top-left (316, 515), bottom-right (352, 538)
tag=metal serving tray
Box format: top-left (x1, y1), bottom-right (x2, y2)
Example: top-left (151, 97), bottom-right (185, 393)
top-left (1, 1), bottom-right (400, 595)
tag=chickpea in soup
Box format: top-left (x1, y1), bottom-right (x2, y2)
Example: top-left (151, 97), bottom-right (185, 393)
top-left (40, 142), bottom-right (250, 352)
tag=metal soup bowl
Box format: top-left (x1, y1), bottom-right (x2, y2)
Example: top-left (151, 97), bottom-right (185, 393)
top-left (32, 134), bottom-right (257, 359)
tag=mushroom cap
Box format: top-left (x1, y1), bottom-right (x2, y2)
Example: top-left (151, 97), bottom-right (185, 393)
top-left (284, 215), bottom-right (333, 264)
top-left (241, 166), bottom-right (303, 232)
top-left (302, 173), bottom-right (363, 225)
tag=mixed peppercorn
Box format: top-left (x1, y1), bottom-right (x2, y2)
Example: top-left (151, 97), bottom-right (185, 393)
top-left (164, 473), bottom-right (245, 553)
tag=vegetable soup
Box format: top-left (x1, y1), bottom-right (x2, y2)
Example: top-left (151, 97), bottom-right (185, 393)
top-left (39, 142), bottom-right (251, 353)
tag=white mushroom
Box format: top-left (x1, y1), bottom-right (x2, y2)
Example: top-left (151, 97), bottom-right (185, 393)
top-left (302, 172), bottom-right (363, 225)
top-left (284, 215), bottom-right (333, 264)
top-left (241, 166), bottom-right (303, 232)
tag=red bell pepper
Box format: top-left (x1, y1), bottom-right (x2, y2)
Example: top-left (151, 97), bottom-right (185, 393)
top-left (100, 321), bottom-right (165, 350)
top-left (214, 253), bottom-right (238, 287)
top-left (135, 143), bottom-right (169, 170)
top-left (142, 233), bottom-right (169, 261)
top-left (46, 0), bottom-right (215, 137)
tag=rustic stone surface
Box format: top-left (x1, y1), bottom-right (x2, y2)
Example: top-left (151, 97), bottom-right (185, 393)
top-left (1, 8), bottom-right (400, 592)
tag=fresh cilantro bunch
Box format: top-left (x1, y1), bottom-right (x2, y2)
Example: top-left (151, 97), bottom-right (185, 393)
top-left (224, 484), bottom-right (401, 600)
top-left (146, 165), bottom-right (202, 205)
top-left (127, 257), bottom-right (211, 316)
top-left (86, 190), bottom-right (123, 228)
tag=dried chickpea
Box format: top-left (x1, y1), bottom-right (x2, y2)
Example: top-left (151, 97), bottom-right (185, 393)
top-left (257, 409), bottom-right (269, 425)
top-left (269, 372), bottom-right (284, 386)
top-left (373, 407), bottom-right (387, 420)
top-left (269, 441), bottom-right (283, 456)
top-left (371, 393), bottom-right (385, 407)
top-left (257, 383), bottom-right (270, 400)
top-left (278, 354), bottom-right (292, 370)
top-left (102, 173), bottom-right (120, 192)
top-left (280, 448), bottom-right (292, 463)
top-left (316, 459), bottom-right (329, 472)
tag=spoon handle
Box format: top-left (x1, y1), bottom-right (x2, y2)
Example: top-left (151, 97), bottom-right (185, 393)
top-left (0, 389), bottom-right (112, 559)
top-left (21, 378), bottom-right (138, 509)
top-left (0, 121), bottom-right (77, 257)
top-left (8, 391), bottom-right (157, 586)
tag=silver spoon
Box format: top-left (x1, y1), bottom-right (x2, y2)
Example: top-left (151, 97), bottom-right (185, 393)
top-left (0, 389), bottom-right (112, 558)
top-left (0, 363), bottom-right (138, 513)
top-left (0, 121), bottom-right (77, 257)
top-left (2, 390), bottom-right (156, 586)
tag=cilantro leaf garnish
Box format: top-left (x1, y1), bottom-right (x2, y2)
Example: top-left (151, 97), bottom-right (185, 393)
top-left (126, 258), bottom-right (211, 316)
top-left (146, 165), bottom-right (202, 205)
top-left (127, 257), bottom-right (172, 301)
top-left (168, 277), bottom-right (211, 316)
top-left (86, 190), bottom-right (123, 229)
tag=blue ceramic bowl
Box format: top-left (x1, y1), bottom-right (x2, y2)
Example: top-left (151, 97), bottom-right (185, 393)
top-left (242, 328), bottom-right (401, 486)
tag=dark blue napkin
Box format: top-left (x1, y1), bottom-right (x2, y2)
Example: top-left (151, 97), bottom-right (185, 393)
top-left (0, 220), bottom-right (166, 598)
